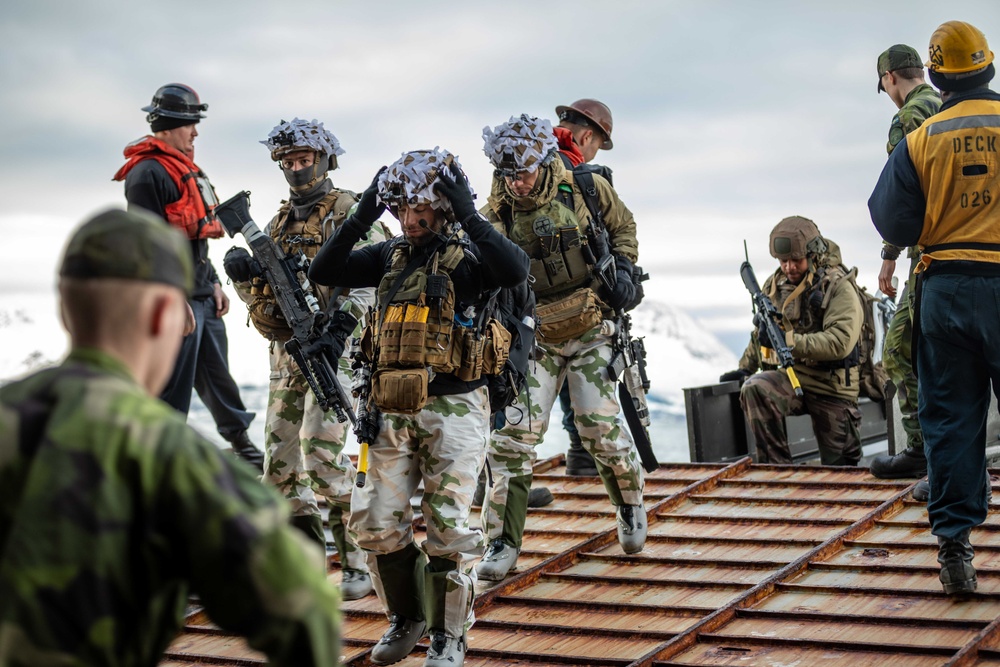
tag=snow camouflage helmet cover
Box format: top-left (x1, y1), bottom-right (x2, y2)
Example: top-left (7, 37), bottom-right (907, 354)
top-left (482, 114), bottom-right (558, 176)
top-left (260, 118), bottom-right (346, 162)
top-left (377, 148), bottom-right (472, 216)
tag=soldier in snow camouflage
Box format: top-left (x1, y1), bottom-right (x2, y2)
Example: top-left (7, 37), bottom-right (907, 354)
top-left (308, 149), bottom-right (529, 667)
top-left (478, 115), bottom-right (647, 584)
top-left (225, 119), bottom-right (388, 601)
top-left (0, 208), bottom-right (340, 667)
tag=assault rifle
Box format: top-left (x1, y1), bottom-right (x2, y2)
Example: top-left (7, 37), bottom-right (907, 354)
top-left (739, 245), bottom-right (803, 397)
top-left (215, 191), bottom-right (358, 423)
top-left (350, 352), bottom-right (379, 488)
top-left (596, 258), bottom-right (659, 474)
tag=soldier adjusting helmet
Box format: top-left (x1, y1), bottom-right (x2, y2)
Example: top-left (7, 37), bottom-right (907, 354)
top-left (555, 98), bottom-right (614, 149)
top-left (377, 148), bottom-right (470, 221)
top-left (261, 118), bottom-right (345, 192)
top-left (769, 216), bottom-right (827, 260)
top-left (143, 83), bottom-right (207, 125)
top-left (482, 114), bottom-right (558, 178)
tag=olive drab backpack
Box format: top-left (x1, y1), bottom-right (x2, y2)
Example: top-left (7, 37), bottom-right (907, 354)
top-left (842, 268), bottom-right (891, 402)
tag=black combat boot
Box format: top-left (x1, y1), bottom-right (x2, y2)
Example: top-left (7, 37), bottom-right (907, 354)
top-left (566, 440), bottom-right (599, 476)
top-left (227, 430), bottom-right (265, 471)
top-left (937, 530), bottom-right (976, 596)
top-left (869, 447), bottom-right (927, 479)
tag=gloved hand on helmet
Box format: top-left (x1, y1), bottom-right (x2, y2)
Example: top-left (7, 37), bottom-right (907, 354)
top-left (607, 255), bottom-right (637, 312)
top-left (223, 247), bottom-right (262, 283)
top-left (719, 369), bottom-right (751, 385)
top-left (352, 167), bottom-right (388, 227)
top-left (434, 162), bottom-right (478, 223)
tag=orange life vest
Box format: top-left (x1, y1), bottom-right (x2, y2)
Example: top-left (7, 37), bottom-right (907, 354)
top-left (113, 136), bottom-right (223, 240)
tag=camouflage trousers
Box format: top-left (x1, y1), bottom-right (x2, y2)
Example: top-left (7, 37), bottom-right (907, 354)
top-left (883, 285), bottom-right (923, 452)
top-left (740, 370), bottom-right (862, 465)
top-left (264, 345), bottom-right (366, 572)
top-left (485, 328), bottom-right (645, 547)
top-left (350, 387), bottom-right (489, 638)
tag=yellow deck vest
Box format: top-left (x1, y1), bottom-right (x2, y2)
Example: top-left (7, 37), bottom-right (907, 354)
top-left (906, 98), bottom-right (1000, 271)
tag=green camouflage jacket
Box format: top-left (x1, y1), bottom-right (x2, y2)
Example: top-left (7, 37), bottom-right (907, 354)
top-left (0, 348), bottom-right (340, 667)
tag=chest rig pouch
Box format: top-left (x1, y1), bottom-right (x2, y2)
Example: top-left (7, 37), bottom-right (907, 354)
top-left (365, 234), bottom-right (512, 413)
top-left (509, 193), bottom-right (593, 298)
top-left (248, 193), bottom-right (349, 341)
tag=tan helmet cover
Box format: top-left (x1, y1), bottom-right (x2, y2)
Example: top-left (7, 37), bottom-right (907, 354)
top-left (769, 216), bottom-right (823, 260)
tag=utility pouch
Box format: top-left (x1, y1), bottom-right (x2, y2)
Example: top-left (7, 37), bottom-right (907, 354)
top-left (426, 275), bottom-right (448, 301)
top-left (398, 303), bottom-right (430, 366)
top-left (453, 328), bottom-right (484, 382)
top-left (536, 288), bottom-right (603, 344)
top-left (372, 368), bottom-right (428, 415)
top-left (377, 304), bottom-right (406, 366)
top-left (481, 319), bottom-right (512, 375)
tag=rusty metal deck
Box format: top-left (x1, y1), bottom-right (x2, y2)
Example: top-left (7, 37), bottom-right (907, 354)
top-left (163, 458), bottom-right (1000, 666)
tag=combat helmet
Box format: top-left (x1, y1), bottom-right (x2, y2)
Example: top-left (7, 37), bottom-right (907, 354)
top-left (769, 216), bottom-right (827, 260)
top-left (260, 118), bottom-right (345, 192)
top-left (555, 98), bottom-right (614, 149)
top-left (482, 114), bottom-right (558, 178)
top-left (142, 83), bottom-right (207, 124)
top-left (377, 148), bottom-right (470, 221)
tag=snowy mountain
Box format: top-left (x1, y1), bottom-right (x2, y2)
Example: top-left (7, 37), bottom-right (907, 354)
top-left (0, 293), bottom-right (736, 463)
top-left (629, 299), bottom-right (739, 417)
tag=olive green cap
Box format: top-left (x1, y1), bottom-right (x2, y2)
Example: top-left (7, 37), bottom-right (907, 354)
top-left (59, 208), bottom-right (194, 295)
top-left (877, 44), bottom-right (923, 92)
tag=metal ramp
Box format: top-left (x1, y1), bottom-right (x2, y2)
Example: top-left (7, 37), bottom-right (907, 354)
top-left (163, 458), bottom-right (1000, 666)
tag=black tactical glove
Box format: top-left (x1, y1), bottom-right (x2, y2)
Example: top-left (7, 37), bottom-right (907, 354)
top-left (754, 312), bottom-right (775, 349)
top-left (719, 369), bottom-right (751, 385)
top-left (434, 162), bottom-right (478, 223)
top-left (607, 255), bottom-right (637, 312)
top-left (223, 246), bottom-right (261, 283)
top-left (353, 166), bottom-right (388, 227)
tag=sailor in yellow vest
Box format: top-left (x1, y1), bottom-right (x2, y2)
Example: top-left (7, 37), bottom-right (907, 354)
top-left (308, 149), bottom-right (529, 667)
top-left (223, 119), bottom-right (387, 601)
top-left (477, 115), bottom-right (646, 583)
top-left (869, 20), bottom-right (999, 597)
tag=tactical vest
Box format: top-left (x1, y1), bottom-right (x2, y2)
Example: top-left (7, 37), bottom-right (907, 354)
top-left (365, 233), bottom-right (510, 382)
top-left (906, 97), bottom-right (1000, 271)
top-left (506, 180), bottom-right (595, 298)
top-left (762, 265), bottom-right (858, 369)
top-left (247, 190), bottom-right (355, 341)
top-left (112, 136), bottom-right (224, 240)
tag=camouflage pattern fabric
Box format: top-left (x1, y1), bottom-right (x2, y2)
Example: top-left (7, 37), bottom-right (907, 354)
top-left (740, 369), bottom-right (863, 465)
top-left (882, 275), bottom-right (923, 452)
top-left (264, 347), bottom-right (367, 572)
top-left (886, 83), bottom-right (942, 155)
top-left (484, 327), bottom-right (644, 547)
top-left (349, 387), bottom-right (489, 639)
top-left (0, 348), bottom-right (340, 666)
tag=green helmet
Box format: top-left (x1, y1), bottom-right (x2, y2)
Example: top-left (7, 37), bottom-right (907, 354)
top-left (769, 216), bottom-right (826, 260)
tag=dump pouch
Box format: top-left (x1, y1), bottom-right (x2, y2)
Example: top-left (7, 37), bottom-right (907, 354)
top-left (372, 367), bottom-right (429, 415)
top-left (481, 319), bottom-right (512, 375)
top-left (536, 288), bottom-right (604, 344)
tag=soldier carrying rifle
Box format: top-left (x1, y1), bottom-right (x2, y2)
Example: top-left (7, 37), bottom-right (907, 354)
top-left (721, 216), bottom-right (866, 465)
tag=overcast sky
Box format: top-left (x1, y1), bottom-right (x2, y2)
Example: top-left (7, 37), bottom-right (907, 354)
top-left (2, 1), bottom-right (999, 357)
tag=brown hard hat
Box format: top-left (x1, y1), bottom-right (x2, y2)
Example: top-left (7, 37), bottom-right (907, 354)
top-left (555, 98), bottom-right (614, 150)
